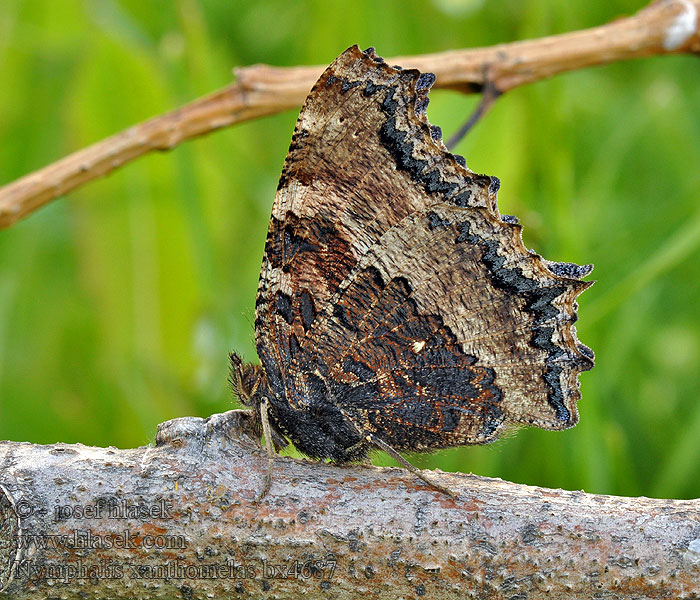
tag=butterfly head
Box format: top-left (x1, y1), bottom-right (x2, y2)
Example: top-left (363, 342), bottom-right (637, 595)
top-left (229, 352), bottom-right (267, 408)
top-left (229, 352), bottom-right (290, 453)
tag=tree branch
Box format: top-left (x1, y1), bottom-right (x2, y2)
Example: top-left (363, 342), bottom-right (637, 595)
top-left (0, 410), bottom-right (698, 599)
top-left (1, 0), bottom-right (698, 229)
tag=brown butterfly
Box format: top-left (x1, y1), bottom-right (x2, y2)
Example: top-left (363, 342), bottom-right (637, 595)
top-left (231, 45), bottom-right (594, 498)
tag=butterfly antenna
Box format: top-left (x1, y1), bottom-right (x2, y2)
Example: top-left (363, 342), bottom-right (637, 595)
top-left (367, 434), bottom-right (459, 499)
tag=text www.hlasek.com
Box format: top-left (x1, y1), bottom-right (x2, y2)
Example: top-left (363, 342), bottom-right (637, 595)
top-left (14, 529), bottom-right (185, 550)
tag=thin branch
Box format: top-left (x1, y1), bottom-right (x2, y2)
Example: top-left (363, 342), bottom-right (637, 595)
top-left (0, 410), bottom-right (698, 599)
top-left (446, 82), bottom-right (502, 149)
top-left (0, 0), bottom-right (698, 229)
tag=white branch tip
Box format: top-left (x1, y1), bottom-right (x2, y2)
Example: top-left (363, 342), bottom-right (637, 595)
top-left (663, 0), bottom-right (698, 50)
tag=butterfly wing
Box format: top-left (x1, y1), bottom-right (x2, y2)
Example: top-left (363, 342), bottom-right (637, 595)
top-left (255, 46), bottom-right (593, 454)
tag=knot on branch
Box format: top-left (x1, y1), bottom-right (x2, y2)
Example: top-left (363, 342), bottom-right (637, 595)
top-left (154, 409), bottom-right (258, 449)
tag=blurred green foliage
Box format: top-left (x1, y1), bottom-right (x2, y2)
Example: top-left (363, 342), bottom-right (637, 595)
top-left (0, 0), bottom-right (698, 500)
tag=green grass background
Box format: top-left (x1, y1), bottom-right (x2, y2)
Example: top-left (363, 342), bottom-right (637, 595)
top-left (1, 0), bottom-right (698, 500)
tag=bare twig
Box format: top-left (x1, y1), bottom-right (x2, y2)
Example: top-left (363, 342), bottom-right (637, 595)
top-left (446, 82), bottom-right (502, 149)
top-left (0, 0), bottom-right (698, 229)
top-left (0, 410), bottom-right (698, 599)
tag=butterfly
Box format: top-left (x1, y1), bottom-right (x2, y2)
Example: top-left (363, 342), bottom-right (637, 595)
top-left (231, 45), bottom-right (594, 498)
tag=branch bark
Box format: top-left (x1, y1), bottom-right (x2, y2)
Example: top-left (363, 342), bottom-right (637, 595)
top-left (1, 0), bottom-right (698, 229)
top-left (0, 410), bottom-right (698, 599)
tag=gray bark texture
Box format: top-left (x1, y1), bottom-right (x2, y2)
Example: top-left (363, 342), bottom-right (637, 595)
top-left (0, 409), bottom-right (698, 599)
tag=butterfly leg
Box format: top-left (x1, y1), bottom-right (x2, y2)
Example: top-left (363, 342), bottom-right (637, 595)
top-left (366, 434), bottom-right (458, 499)
top-left (253, 397), bottom-right (275, 503)
top-left (340, 437), bottom-right (373, 465)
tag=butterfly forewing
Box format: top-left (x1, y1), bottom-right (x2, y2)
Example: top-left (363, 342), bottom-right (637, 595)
top-left (254, 45), bottom-right (593, 457)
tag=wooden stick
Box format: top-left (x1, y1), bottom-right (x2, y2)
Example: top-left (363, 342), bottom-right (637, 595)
top-left (0, 0), bottom-right (698, 229)
top-left (1, 410), bottom-right (698, 599)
